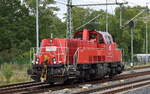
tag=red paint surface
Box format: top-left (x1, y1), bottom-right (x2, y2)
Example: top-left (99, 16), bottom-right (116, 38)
top-left (35, 29), bottom-right (122, 65)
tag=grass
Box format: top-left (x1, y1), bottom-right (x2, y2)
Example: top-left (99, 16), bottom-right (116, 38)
top-left (1, 63), bottom-right (15, 83)
top-left (0, 63), bottom-right (32, 86)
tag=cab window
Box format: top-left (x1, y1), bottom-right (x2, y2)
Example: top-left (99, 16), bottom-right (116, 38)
top-left (105, 35), bottom-right (112, 44)
top-left (74, 34), bottom-right (82, 39)
top-left (89, 34), bottom-right (96, 40)
top-left (99, 35), bottom-right (104, 44)
top-left (89, 33), bottom-right (97, 42)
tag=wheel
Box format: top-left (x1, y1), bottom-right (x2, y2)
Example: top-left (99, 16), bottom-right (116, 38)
top-left (108, 74), bottom-right (115, 79)
top-left (64, 79), bottom-right (76, 85)
top-left (31, 76), bottom-right (41, 82)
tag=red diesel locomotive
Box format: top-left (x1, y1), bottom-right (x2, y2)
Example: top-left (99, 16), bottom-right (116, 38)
top-left (28, 29), bottom-right (124, 83)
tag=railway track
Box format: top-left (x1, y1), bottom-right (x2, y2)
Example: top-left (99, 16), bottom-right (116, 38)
top-left (0, 81), bottom-right (50, 94)
top-left (0, 65), bottom-right (150, 94)
top-left (100, 78), bottom-right (150, 94)
top-left (49, 71), bottom-right (150, 94)
top-left (73, 77), bottom-right (150, 94)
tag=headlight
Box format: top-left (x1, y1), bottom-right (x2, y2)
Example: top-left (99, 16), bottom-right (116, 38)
top-left (52, 57), bottom-right (56, 64)
top-left (35, 61), bottom-right (38, 64)
top-left (35, 58), bottom-right (39, 64)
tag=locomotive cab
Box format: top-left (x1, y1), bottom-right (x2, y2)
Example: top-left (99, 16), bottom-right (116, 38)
top-left (74, 29), bottom-right (99, 42)
top-left (74, 29), bottom-right (112, 44)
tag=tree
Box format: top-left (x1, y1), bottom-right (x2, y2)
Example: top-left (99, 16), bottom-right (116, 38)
top-left (115, 6), bottom-right (150, 61)
top-left (24, 0), bottom-right (65, 39)
top-left (0, 0), bottom-right (66, 62)
top-left (0, 0), bottom-right (34, 60)
top-left (71, 7), bottom-right (106, 31)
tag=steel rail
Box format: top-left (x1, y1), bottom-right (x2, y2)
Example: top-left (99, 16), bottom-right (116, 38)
top-left (0, 82), bottom-right (50, 94)
top-left (0, 81), bottom-right (49, 94)
top-left (0, 81), bottom-right (35, 89)
top-left (73, 78), bottom-right (150, 94)
top-left (102, 79), bottom-right (150, 94)
top-left (0, 81), bottom-right (45, 91)
top-left (49, 71), bottom-right (150, 94)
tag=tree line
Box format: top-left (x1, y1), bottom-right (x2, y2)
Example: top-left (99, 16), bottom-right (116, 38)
top-left (0, 0), bottom-right (149, 62)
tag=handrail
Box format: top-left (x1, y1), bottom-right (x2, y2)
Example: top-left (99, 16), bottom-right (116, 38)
top-left (30, 48), bottom-right (36, 64)
top-left (73, 47), bottom-right (81, 67)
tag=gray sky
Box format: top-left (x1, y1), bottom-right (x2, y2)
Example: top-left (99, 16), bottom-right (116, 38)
top-left (55, 0), bottom-right (150, 20)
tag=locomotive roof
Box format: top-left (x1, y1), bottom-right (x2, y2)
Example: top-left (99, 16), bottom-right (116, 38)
top-left (74, 29), bottom-right (111, 36)
top-left (96, 31), bottom-right (111, 36)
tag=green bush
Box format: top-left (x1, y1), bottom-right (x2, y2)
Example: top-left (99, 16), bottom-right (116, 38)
top-left (1, 63), bottom-right (14, 83)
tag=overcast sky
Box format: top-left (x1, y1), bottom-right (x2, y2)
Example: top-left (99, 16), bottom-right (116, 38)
top-left (54, 0), bottom-right (150, 20)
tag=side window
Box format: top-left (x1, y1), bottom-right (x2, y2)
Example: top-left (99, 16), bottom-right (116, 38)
top-left (74, 34), bottom-right (82, 39)
top-left (99, 35), bottom-right (104, 44)
top-left (89, 34), bottom-right (96, 39)
top-left (89, 33), bottom-right (97, 42)
top-left (105, 36), bottom-right (112, 44)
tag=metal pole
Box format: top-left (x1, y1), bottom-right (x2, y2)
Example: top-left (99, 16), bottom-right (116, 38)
top-left (51, 33), bottom-right (53, 38)
top-left (131, 28), bottom-right (134, 66)
top-left (36, 0), bottom-right (39, 54)
top-left (66, 0), bottom-right (73, 39)
top-left (146, 2), bottom-right (148, 54)
top-left (106, 0), bottom-right (108, 32)
top-left (120, 4), bottom-right (122, 28)
top-left (146, 23), bottom-right (148, 54)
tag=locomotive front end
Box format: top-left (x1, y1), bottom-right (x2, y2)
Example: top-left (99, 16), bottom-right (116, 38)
top-left (28, 38), bottom-right (69, 83)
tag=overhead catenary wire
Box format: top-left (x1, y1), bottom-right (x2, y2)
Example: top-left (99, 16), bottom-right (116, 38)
top-left (122, 9), bottom-right (146, 28)
top-left (75, 14), bottom-right (102, 30)
top-left (128, 1), bottom-right (144, 7)
top-left (72, 0), bottom-right (127, 31)
top-left (71, 2), bottom-right (128, 7)
top-left (65, 0), bottom-right (128, 38)
top-left (55, 1), bottom-right (67, 5)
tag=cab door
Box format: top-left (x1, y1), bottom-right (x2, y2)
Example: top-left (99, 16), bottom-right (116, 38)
top-left (97, 34), bottom-right (106, 62)
top-left (105, 35), bottom-right (113, 63)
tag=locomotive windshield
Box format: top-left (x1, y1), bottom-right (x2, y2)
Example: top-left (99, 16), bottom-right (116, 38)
top-left (73, 30), bottom-right (114, 45)
top-left (105, 35), bottom-right (112, 44)
top-left (99, 34), bottom-right (104, 44)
